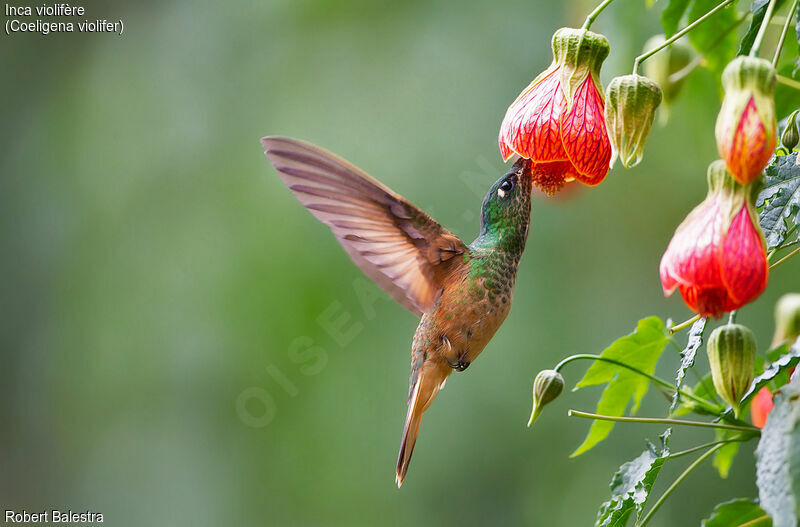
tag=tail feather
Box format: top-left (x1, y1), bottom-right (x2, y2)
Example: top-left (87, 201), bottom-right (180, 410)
top-left (395, 359), bottom-right (449, 487)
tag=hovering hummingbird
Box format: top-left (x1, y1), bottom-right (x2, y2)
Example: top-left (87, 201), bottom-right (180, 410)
top-left (261, 137), bottom-right (533, 487)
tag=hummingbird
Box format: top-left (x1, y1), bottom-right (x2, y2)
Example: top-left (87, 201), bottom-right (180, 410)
top-left (261, 137), bottom-right (533, 487)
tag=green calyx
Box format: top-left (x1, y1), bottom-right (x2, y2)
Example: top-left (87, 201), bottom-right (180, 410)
top-left (605, 74), bottom-right (663, 168)
top-left (706, 160), bottom-right (757, 221)
top-left (551, 27), bottom-right (610, 106)
top-left (706, 323), bottom-right (757, 416)
top-left (721, 56), bottom-right (777, 96)
top-left (528, 369), bottom-right (564, 427)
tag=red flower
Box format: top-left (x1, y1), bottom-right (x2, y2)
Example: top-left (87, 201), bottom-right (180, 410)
top-left (499, 28), bottom-right (612, 194)
top-left (715, 57), bottom-right (777, 185)
top-left (751, 387), bottom-right (773, 428)
top-left (660, 161), bottom-right (768, 317)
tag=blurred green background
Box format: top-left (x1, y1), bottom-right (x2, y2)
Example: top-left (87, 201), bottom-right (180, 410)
top-left (2, 0), bottom-right (798, 525)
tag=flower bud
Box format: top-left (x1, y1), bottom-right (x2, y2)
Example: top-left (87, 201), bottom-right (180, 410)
top-left (605, 74), bottom-right (662, 168)
top-left (715, 56), bottom-right (777, 185)
top-left (706, 323), bottom-right (756, 416)
top-left (780, 110), bottom-right (799, 152)
top-left (772, 293), bottom-right (800, 347)
top-left (528, 369), bottom-right (564, 426)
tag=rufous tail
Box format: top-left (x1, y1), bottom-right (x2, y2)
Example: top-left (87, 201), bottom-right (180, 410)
top-left (395, 359), bottom-right (450, 487)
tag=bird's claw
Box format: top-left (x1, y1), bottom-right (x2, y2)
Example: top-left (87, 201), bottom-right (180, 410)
top-left (452, 360), bottom-right (470, 372)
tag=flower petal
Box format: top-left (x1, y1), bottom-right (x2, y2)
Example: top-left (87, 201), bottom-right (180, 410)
top-left (659, 198), bottom-right (734, 317)
top-left (724, 97), bottom-right (774, 184)
top-left (720, 206), bottom-right (768, 306)
top-left (560, 77), bottom-right (612, 185)
top-left (498, 67), bottom-right (568, 162)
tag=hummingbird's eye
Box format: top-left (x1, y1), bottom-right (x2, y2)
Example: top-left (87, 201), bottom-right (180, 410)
top-left (498, 178), bottom-right (515, 197)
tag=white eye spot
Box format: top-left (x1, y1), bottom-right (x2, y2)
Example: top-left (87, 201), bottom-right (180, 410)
top-left (497, 188), bottom-right (506, 198)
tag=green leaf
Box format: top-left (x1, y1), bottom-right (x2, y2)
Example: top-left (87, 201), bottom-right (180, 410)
top-left (713, 429), bottom-right (741, 478)
top-left (755, 375), bottom-right (800, 527)
top-left (572, 317), bottom-right (670, 456)
top-left (595, 430), bottom-right (671, 527)
top-left (687, 0), bottom-right (740, 76)
top-left (757, 152), bottom-right (800, 250)
top-left (672, 317), bottom-right (707, 410)
top-left (742, 338), bottom-right (800, 404)
top-left (661, 0), bottom-right (692, 37)
top-left (701, 498), bottom-right (772, 526)
top-left (739, 0), bottom-right (788, 56)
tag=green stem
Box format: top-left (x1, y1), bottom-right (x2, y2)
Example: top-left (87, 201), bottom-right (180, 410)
top-left (667, 435), bottom-right (751, 459)
top-left (751, 0), bottom-right (780, 57)
top-left (633, 0), bottom-right (735, 74)
top-left (669, 314), bottom-right (702, 333)
top-left (638, 444), bottom-right (725, 527)
top-left (669, 16), bottom-right (748, 83)
top-left (582, 0), bottom-right (617, 30)
top-left (567, 410), bottom-right (759, 432)
top-left (773, 0), bottom-right (800, 66)
top-left (778, 74), bottom-right (800, 90)
top-left (728, 310), bottom-right (737, 324)
top-left (555, 354), bottom-right (721, 413)
top-left (770, 246), bottom-right (800, 270)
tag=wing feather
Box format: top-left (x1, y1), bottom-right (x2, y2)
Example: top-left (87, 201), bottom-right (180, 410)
top-left (262, 136), bottom-right (468, 316)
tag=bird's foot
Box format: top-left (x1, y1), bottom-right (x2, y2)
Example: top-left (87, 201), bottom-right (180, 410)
top-left (453, 360), bottom-right (470, 372)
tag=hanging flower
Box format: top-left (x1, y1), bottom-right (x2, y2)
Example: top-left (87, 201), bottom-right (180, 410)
top-left (660, 161), bottom-right (769, 317)
top-left (498, 28), bottom-right (612, 194)
top-left (715, 56), bottom-right (777, 185)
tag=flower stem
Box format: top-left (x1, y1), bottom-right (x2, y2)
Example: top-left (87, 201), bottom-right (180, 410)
top-left (669, 314), bottom-right (701, 333)
top-left (668, 16), bottom-right (746, 83)
top-left (772, 0), bottom-right (800, 67)
top-left (567, 410), bottom-right (759, 432)
top-left (667, 435), bottom-right (751, 459)
top-left (751, 0), bottom-right (780, 57)
top-left (638, 444), bottom-right (725, 527)
top-left (555, 354), bottom-right (721, 413)
top-left (770, 246), bottom-right (800, 270)
top-left (633, 0), bottom-right (735, 74)
top-left (582, 0), bottom-right (617, 30)
top-left (778, 74), bottom-right (800, 90)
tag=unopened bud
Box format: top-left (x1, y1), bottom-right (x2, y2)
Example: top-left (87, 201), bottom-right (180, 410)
top-left (605, 74), bottom-right (662, 168)
top-left (715, 56), bottom-right (777, 185)
top-left (772, 293), bottom-right (800, 347)
top-left (528, 369), bottom-right (564, 426)
top-left (707, 324), bottom-right (756, 416)
top-left (780, 111), bottom-right (799, 152)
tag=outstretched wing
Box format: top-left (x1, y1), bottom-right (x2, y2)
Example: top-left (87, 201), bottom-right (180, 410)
top-left (262, 137), bottom-right (468, 316)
